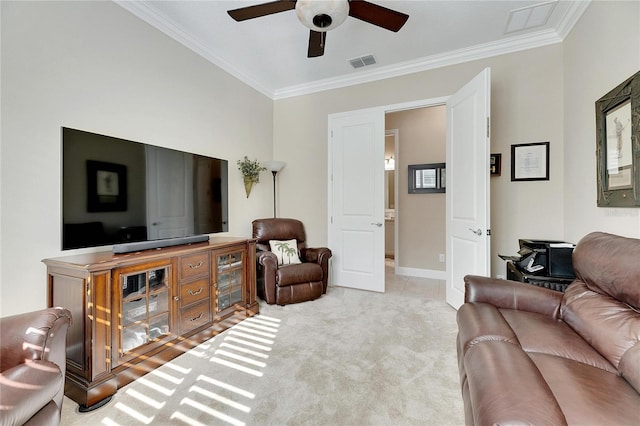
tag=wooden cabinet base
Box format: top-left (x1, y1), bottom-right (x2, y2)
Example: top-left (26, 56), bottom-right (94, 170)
top-left (44, 237), bottom-right (258, 410)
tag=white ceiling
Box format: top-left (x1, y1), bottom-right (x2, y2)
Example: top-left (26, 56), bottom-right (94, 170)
top-left (116, 0), bottom-right (590, 99)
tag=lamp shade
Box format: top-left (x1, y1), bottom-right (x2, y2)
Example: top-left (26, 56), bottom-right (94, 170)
top-left (295, 0), bottom-right (349, 32)
top-left (264, 161), bottom-right (286, 173)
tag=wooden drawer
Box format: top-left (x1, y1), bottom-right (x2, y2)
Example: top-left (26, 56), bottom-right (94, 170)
top-left (180, 278), bottom-right (210, 306)
top-left (180, 252), bottom-right (210, 280)
top-left (180, 300), bottom-right (211, 334)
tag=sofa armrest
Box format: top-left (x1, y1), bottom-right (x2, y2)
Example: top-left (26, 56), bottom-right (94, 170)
top-left (464, 275), bottom-right (563, 318)
top-left (301, 247), bottom-right (332, 293)
top-left (0, 361), bottom-right (64, 426)
top-left (0, 307), bottom-right (72, 373)
top-left (257, 251), bottom-right (278, 304)
top-left (301, 247), bottom-right (330, 264)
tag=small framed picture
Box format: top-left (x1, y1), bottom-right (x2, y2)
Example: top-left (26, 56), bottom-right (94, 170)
top-left (408, 163), bottom-right (445, 193)
top-left (511, 142), bottom-right (550, 181)
top-left (87, 160), bottom-right (127, 212)
top-left (490, 154), bottom-right (501, 176)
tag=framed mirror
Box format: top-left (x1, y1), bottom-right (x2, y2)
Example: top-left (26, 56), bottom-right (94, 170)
top-left (408, 163), bottom-right (445, 194)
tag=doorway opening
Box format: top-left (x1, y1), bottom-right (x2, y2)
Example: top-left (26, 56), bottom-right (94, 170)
top-left (385, 105), bottom-right (447, 281)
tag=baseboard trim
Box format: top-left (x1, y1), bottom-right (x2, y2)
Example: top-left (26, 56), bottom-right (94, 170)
top-left (395, 267), bottom-right (446, 280)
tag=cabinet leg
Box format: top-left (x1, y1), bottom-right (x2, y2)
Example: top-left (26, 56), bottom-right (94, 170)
top-left (77, 395), bottom-right (113, 413)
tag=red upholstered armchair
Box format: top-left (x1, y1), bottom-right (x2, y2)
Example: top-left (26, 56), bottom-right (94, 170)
top-left (252, 218), bottom-right (332, 305)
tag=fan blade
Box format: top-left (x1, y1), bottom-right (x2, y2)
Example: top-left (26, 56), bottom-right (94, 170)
top-left (228, 0), bottom-right (296, 22)
top-left (348, 0), bottom-right (409, 32)
top-left (308, 30), bottom-right (325, 58)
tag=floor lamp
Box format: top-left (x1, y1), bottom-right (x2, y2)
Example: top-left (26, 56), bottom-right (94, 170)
top-left (264, 161), bottom-right (286, 217)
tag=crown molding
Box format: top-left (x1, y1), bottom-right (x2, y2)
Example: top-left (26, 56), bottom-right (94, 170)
top-left (114, 1), bottom-right (275, 99)
top-left (273, 28), bottom-right (563, 99)
top-left (116, 0), bottom-right (591, 101)
top-left (555, 0), bottom-right (591, 39)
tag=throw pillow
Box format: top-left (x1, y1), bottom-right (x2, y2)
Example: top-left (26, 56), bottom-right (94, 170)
top-left (269, 239), bottom-right (302, 266)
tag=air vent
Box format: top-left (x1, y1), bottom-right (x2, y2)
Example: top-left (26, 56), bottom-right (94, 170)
top-left (349, 54), bottom-right (376, 69)
top-left (505, 1), bottom-right (557, 33)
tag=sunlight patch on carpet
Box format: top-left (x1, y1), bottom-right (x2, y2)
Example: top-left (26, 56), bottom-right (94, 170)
top-left (178, 398), bottom-right (245, 426)
top-left (210, 357), bottom-right (264, 377)
top-left (135, 376), bottom-right (175, 396)
top-left (188, 385), bottom-right (251, 412)
top-left (124, 388), bottom-right (166, 409)
top-left (196, 375), bottom-right (256, 399)
top-left (113, 401), bottom-right (154, 423)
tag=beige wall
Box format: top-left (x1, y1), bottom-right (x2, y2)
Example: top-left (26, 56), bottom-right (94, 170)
top-left (563, 0), bottom-right (640, 241)
top-left (275, 45), bottom-right (565, 278)
top-left (0, 2), bottom-right (273, 316)
top-left (386, 107), bottom-right (446, 272)
top-left (275, 2), bottom-right (640, 278)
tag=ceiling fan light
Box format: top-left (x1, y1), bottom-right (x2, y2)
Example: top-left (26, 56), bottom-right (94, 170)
top-left (296, 0), bottom-right (349, 32)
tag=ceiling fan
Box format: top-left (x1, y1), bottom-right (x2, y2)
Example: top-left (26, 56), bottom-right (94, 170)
top-left (227, 0), bottom-right (409, 58)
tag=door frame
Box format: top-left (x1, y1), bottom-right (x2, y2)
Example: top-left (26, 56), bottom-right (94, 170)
top-left (384, 128), bottom-right (399, 272)
top-left (328, 97), bottom-right (450, 289)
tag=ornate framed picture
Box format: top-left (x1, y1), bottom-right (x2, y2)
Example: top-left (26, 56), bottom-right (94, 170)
top-left (596, 71), bottom-right (640, 207)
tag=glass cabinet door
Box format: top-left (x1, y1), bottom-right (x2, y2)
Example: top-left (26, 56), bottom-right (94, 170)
top-left (120, 266), bottom-right (170, 354)
top-left (215, 251), bottom-right (244, 312)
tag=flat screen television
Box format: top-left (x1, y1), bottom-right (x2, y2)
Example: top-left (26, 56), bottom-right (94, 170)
top-left (62, 127), bottom-right (228, 252)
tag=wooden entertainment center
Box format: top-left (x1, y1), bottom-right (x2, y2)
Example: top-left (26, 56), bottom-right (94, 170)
top-left (43, 237), bottom-right (258, 410)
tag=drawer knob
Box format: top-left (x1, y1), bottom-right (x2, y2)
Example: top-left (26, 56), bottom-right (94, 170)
top-left (173, 296), bottom-right (180, 301)
top-left (188, 287), bottom-right (203, 296)
top-left (188, 261), bottom-right (204, 269)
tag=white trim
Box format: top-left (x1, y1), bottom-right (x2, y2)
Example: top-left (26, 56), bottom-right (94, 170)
top-left (384, 129), bottom-right (399, 270)
top-left (114, 1), bottom-right (274, 99)
top-left (395, 267), bottom-right (446, 281)
top-left (272, 29), bottom-right (562, 99)
top-left (555, 0), bottom-right (591, 39)
top-left (116, 0), bottom-right (590, 101)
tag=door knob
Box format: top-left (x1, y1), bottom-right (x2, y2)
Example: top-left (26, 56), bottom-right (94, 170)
top-left (371, 222), bottom-right (383, 227)
top-left (469, 228), bottom-right (482, 236)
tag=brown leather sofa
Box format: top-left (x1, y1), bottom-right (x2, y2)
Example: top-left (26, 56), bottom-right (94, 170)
top-left (457, 232), bottom-right (640, 425)
top-left (0, 307), bottom-right (72, 426)
top-left (252, 218), bottom-right (332, 305)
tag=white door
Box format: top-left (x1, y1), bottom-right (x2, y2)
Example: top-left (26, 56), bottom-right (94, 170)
top-left (329, 109), bottom-right (386, 292)
top-left (445, 68), bottom-right (491, 309)
top-left (146, 146), bottom-right (194, 239)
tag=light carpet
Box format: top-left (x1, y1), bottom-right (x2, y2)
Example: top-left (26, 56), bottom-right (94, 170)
top-left (61, 278), bottom-right (464, 425)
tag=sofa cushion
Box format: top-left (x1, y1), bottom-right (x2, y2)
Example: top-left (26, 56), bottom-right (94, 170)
top-left (276, 263), bottom-right (322, 286)
top-left (463, 341), bottom-right (567, 425)
top-left (530, 352), bottom-right (640, 425)
top-left (500, 308), bottom-right (617, 373)
top-left (572, 232), bottom-right (640, 308)
top-left (619, 343), bottom-right (640, 397)
top-left (0, 360), bottom-right (63, 426)
top-left (23, 400), bottom-right (60, 426)
top-left (562, 281), bottom-right (640, 372)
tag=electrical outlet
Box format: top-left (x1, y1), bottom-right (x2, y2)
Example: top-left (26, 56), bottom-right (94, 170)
top-left (439, 254), bottom-right (445, 263)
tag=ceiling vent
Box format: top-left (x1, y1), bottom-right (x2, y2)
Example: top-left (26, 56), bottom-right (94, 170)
top-left (349, 54), bottom-right (376, 69)
top-left (505, 1), bottom-right (557, 34)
